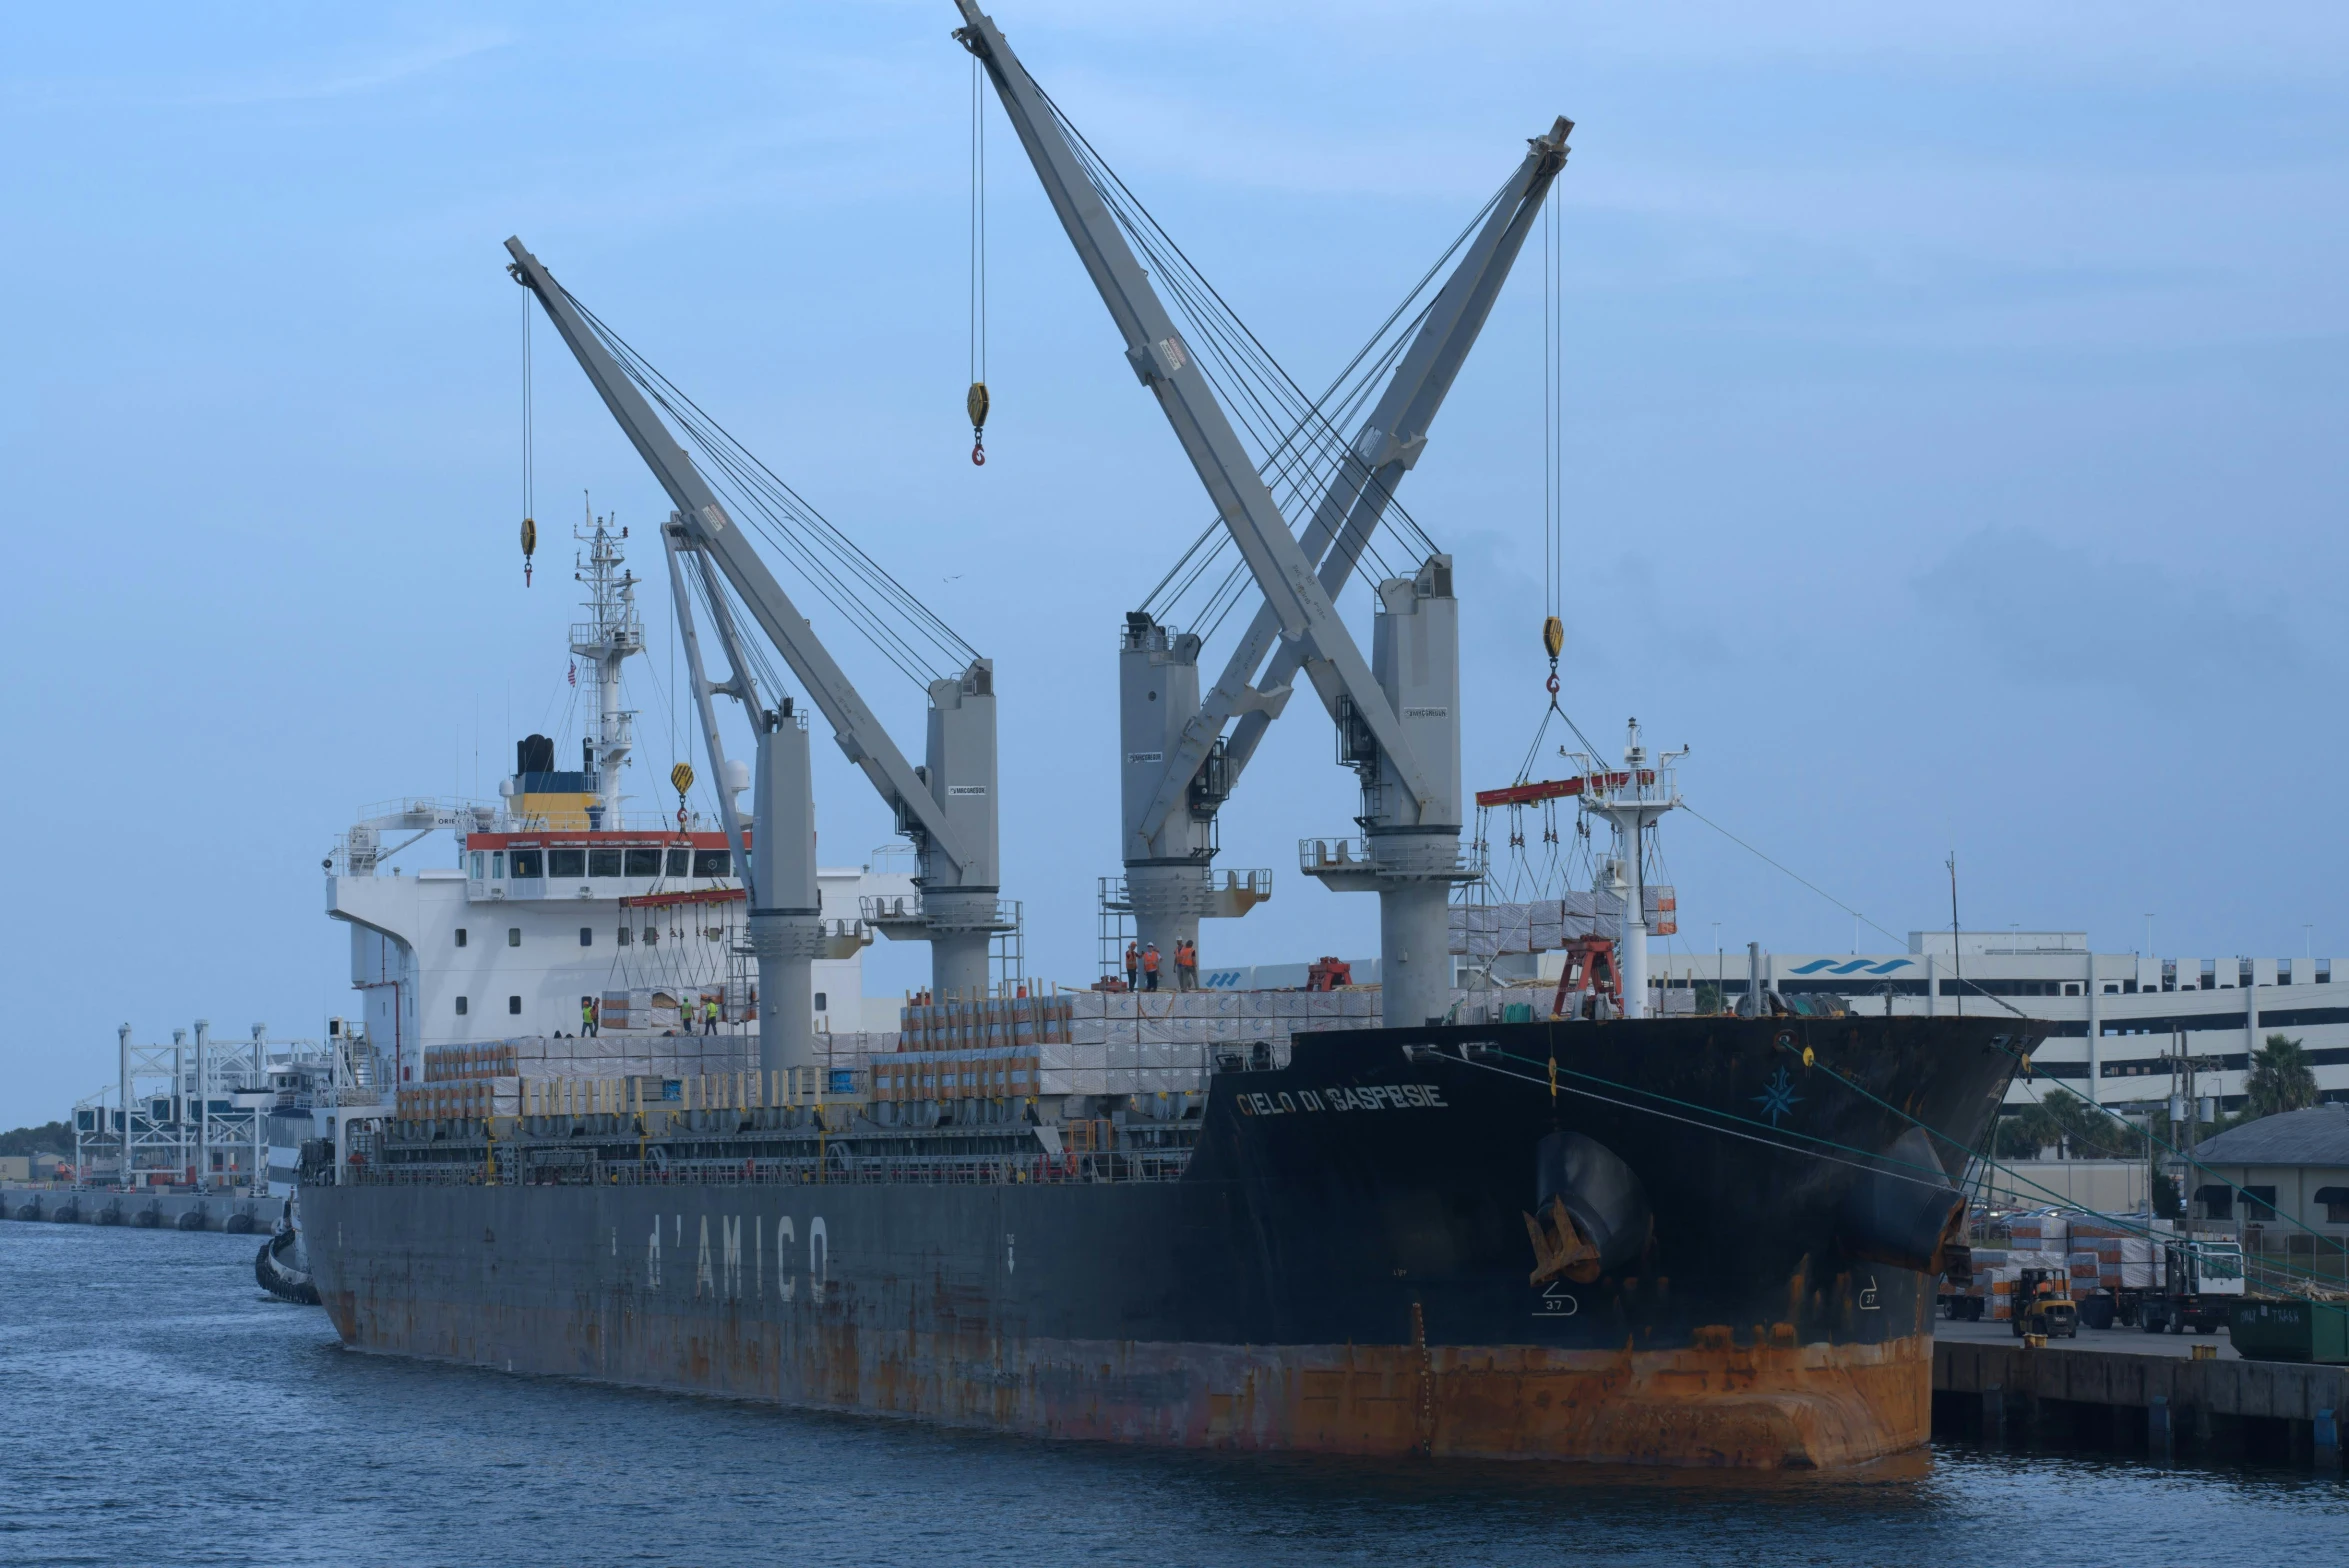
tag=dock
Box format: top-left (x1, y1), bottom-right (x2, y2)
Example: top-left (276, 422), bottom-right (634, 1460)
top-left (1, 1186), bottom-right (267, 1232)
top-left (1934, 1326), bottom-right (2346, 1468)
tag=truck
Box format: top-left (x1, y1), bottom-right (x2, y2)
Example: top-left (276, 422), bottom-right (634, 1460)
top-left (2131, 1238), bottom-right (2245, 1335)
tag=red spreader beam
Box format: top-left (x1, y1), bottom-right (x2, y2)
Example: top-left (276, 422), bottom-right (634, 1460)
top-left (1474, 769), bottom-right (1652, 810)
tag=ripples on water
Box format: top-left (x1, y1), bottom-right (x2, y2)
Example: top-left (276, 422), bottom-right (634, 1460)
top-left (4, 1224), bottom-right (2344, 1567)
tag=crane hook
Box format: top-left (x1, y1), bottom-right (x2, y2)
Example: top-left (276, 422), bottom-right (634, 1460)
top-left (971, 439), bottom-right (986, 467)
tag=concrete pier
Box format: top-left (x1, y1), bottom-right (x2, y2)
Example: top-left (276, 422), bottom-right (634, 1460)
top-left (1936, 1337), bottom-right (2348, 1468)
top-left (1, 1186), bottom-right (268, 1233)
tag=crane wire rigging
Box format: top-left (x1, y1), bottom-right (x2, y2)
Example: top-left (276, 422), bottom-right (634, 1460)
top-left (552, 283), bottom-right (979, 690)
top-left (1479, 183), bottom-right (1618, 899)
top-left (968, 53), bottom-right (990, 466)
top-left (521, 289), bottom-right (537, 585)
top-left (1142, 306), bottom-right (1430, 640)
top-left (1031, 84), bottom-right (1481, 648)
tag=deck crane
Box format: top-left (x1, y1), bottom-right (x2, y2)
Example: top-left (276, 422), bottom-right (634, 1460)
top-left (1121, 119), bottom-right (1569, 982)
top-left (955, 4), bottom-right (1566, 1026)
top-left (506, 238), bottom-right (1008, 1073)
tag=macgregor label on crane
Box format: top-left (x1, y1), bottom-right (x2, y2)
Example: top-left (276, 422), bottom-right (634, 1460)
top-left (947, 785), bottom-right (987, 797)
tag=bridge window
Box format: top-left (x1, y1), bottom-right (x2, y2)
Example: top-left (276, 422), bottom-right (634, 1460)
top-left (548, 848), bottom-right (586, 878)
top-left (589, 848), bottom-right (622, 878)
top-left (510, 850), bottom-right (543, 878)
top-left (454, 928), bottom-right (467, 948)
top-left (507, 928), bottom-right (520, 947)
top-left (508, 996), bottom-right (522, 1015)
top-left (666, 848), bottom-right (692, 877)
top-left (693, 849), bottom-right (731, 877)
top-left (469, 851), bottom-right (485, 879)
top-left (491, 851), bottom-right (506, 879)
top-left (579, 927), bottom-right (593, 947)
top-left (814, 992), bottom-right (828, 1012)
top-left (455, 996), bottom-right (468, 1016)
top-left (625, 847), bottom-right (662, 877)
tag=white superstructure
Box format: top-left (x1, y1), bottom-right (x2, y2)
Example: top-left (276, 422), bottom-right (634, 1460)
top-left (324, 517), bottom-right (907, 1089)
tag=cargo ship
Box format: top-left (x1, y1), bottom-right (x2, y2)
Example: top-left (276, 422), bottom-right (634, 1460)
top-left (294, 3), bottom-right (2034, 1469)
top-left (303, 1011), bottom-right (2023, 1467)
top-left (292, 515), bottom-right (2027, 1468)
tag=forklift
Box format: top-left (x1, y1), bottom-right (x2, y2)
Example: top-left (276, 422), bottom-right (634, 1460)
top-left (2010, 1265), bottom-right (2079, 1339)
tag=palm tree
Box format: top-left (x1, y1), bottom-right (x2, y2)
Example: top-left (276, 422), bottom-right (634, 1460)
top-left (2244, 1033), bottom-right (2319, 1117)
top-left (2040, 1087), bottom-right (2141, 1158)
top-left (1994, 1101), bottom-right (2064, 1159)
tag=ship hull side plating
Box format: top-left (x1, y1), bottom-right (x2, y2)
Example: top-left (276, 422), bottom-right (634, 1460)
top-left (307, 1016), bottom-right (2021, 1468)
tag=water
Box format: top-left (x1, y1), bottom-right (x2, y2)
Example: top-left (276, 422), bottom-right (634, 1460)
top-left (5, 1224), bottom-right (2344, 1568)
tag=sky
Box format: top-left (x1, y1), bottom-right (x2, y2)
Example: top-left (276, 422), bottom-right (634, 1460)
top-left (3, 2), bottom-right (2346, 1128)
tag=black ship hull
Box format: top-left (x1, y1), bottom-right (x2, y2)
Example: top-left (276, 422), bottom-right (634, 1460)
top-left (305, 1014), bottom-right (2024, 1467)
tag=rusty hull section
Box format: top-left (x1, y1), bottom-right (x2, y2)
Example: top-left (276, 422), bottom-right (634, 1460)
top-left (321, 1276), bottom-right (1928, 1469)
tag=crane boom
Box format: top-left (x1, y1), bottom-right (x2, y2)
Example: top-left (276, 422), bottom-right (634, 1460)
top-left (503, 236), bottom-right (976, 874)
top-left (662, 526), bottom-right (758, 900)
top-left (1131, 119), bottom-right (1573, 848)
top-left (952, 4), bottom-right (1437, 811)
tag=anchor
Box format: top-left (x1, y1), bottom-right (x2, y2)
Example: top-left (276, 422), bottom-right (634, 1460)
top-left (1523, 1193), bottom-right (1602, 1286)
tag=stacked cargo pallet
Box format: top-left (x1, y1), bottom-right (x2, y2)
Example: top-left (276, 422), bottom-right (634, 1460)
top-left (1964, 1214), bottom-right (2073, 1321)
top-left (898, 993), bottom-right (1076, 1049)
top-left (399, 1033), bottom-right (766, 1121)
top-left (1948, 1247), bottom-right (2011, 1316)
top-left (877, 987), bottom-right (1385, 1104)
top-left (1962, 1214), bottom-right (2159, 1318)
top-left (2070, 1218), bottom-right (2159, 1290)
top-left (422, 1042), bottom-right (527, 1081)
top-left (424, 1033), bottom-right (758, 1083)
top-left (867, 1040), bottom-right (1214, 1103)
top-left (1448, 889), bottom-right (1677, 956)
top-left (395, 1080), bottom-right (519, 1120)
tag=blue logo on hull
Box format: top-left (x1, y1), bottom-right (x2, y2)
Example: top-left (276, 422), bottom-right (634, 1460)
top-left (1754, 1066), bottom-right (1802, 1126)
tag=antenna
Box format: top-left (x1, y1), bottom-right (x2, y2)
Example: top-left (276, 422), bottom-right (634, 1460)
top-left (1947, 852), bottom-right (1963, 1018)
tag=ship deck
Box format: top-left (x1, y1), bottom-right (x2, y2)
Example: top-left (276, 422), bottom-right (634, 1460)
top-left (346, 1108), bottom-right (1199, 1189)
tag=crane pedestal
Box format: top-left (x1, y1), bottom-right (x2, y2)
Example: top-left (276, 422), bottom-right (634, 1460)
top-left (749, 913), bottom-right (826, 1072)
top-left (914, 888), bottom-right (1008, 999)
top-left (1300, 831), bottom-right (1479, 1027)
top-left (1124, 863), bottom-right (1274, 974)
